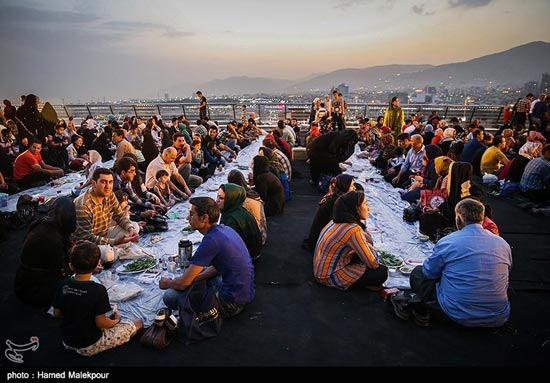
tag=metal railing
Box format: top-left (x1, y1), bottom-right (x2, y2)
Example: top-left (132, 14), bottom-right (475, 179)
top-left (52, 102), bottom-right (506, 128)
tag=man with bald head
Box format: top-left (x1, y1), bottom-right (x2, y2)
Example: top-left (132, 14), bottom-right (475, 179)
top-left (145, 147), bottom-right (191, 200)
top-left (391, 134), bottom-right (425, 188)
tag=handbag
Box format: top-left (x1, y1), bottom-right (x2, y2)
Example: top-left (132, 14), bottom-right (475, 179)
top-left (177, 280), bottom-right (223, 345)
top-left (16, 194), bottom-right (39, 224)
top-left (140, 324), bottom-right (171, 350)
top-left (403, 202), bottom-right (423, 222)
top-left (420, 188), bottom-right (447, 209)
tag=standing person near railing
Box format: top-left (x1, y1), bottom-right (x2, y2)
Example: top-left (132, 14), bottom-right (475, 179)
top-left (196, 91), bottom-right (208, 121)
top-left (384, 96), bottom-right (405, 137)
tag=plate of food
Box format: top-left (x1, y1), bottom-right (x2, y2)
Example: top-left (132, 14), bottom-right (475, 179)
top-left (181, 225), bottom-right (195, 233)
top-left (236, 165), bottom-right (249, 170)
top-left (116, 257), bottom-right (157, 274)
top-left (206, 184), bottom-right (219, 192)
top-left (377, 251), bottom-right (404, 268)
top-left (405, 258), bottom-right (424, 267)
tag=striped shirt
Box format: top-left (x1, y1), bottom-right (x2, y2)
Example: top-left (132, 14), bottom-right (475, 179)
top-left (274, 148), bottom-right (292, 181)
top-left (73, 188), bottom-right (134, 245)
top-left (313, 221), bottom-right (379, 290)
top-left (520, 157), bottom-right (550, 191)
top-left (516, 97), bottom-right (531, 113)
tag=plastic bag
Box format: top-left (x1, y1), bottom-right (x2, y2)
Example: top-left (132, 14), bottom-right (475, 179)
top-left (107, 282), bottom-right (144, 302)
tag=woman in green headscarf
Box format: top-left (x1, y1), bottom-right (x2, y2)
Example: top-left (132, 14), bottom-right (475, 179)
top-left (217, 183), bottom-right (263, 260)
top-left (383, 96), bottom-right (404, 137)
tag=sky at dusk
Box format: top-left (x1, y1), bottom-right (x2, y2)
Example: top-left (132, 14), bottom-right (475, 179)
top-left (1, 0), bottom-right (549, 103)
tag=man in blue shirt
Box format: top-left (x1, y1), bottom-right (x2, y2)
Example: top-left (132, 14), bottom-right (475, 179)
top-left (460, 129), bottom-right (485, 165)
top-left (160, 197), bottom-right (255, 318)
top-left (391, 134), bottom-right (425, 188)
top-left (409, 198), bottom-right (512, 327)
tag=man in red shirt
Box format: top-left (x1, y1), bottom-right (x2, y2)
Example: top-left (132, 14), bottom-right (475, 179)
top-left (13, 140), bottom-right (64, 188)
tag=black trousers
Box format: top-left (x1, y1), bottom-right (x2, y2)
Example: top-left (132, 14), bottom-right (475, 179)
top-left (351, 265), bottom-right (388, 288)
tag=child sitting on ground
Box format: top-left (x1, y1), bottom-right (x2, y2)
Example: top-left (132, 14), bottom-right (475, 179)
top-left (152, 169), bottom-right (181, 207)
top-left (191, 139), bottom-right (210, 180)
top-left (389, 146), bottom-right (406, 168)
top-left (52, 240), bottom-right (143, 356)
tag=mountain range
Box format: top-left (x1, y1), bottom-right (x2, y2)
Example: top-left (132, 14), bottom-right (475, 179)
top-left (197, 41), bottom-right (550, 96)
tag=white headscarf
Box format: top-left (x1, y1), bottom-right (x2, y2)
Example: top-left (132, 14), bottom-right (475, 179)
top-left (519, 142), bottom-right (540, 160)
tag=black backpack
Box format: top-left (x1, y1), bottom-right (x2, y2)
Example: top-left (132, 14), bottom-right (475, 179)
top-left (16, 194), bottom-right (39, 224)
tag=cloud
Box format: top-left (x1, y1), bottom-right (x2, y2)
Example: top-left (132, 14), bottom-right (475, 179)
top-left (1, 4), bottom-right (98, 25)
top-left (101, 20), bottom-right (193, 39)
top-left (162, 31), bottom-right (195, 39)
top-left (411, 3), bottom-right (435, 15)
top-left (334, 0), bottom-right (396, 10)
top-left (102, 20), bottom-right (166, 31)
top-left (448, 0), bottom-right (493, 8)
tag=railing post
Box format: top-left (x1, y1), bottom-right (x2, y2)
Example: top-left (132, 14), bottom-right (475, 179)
top-left (132, 105), bottom-right (138, 117)
top-left (444, 106), bottom-right (449, 120)
top-left (182, 105), bottom-right (187, 119)
top-left (469, 106), bottom-right (476, 124)
top-left (156, 104), bottom-right (161, 117)
top-left (257, 104), bottom-right (262, 125)
top-left (364, 105), bottom-right (367, 119)
top-left (63, 104), bottom-right (70, 118)
top-left (109, 105), bottom-right (114, 115)
top-left (86, 105), bottom-right (92, 117)
top-left (232, 104), bottom-right (236, 121)
top-left (496, 106), bottom-right (503, 125)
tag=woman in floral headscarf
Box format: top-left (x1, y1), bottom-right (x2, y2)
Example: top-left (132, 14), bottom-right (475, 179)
top-left (505, 142), bottom-right (542, 183)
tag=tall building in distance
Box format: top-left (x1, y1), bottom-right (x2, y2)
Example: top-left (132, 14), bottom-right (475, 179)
top-left (164, 93), bottom-right (169, 101)
top-left (540, 73), bottom-right (550, 95)
top-left (524, 81), bottom-right (538, 95)
top-left (337, 83), bottom-right (350, 96)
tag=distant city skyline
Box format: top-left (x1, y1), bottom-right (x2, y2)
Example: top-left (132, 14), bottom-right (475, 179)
top-left (2, 0), bottom-right (549, 103)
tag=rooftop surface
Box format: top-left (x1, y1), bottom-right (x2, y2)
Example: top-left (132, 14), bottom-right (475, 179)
top-left (1, 160), bottom-right (549, 367)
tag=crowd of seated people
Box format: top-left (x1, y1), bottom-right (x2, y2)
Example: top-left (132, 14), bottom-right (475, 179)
top-left (7, 102), bottom-right (299, 355)
top-left (5, 92), bottom-right (548, 352)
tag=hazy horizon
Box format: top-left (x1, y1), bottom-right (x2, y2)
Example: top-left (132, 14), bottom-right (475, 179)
top-left (2, 0), bottom-right (549, 103)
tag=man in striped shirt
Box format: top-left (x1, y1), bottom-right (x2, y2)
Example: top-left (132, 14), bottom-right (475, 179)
top-left (515, 93), bottom-right (533, 128)
top-left (73, 168), bottom-right (139, 246)
top-left (262, 137), bottom-right (292, 181)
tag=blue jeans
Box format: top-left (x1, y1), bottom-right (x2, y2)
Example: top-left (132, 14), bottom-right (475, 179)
top-left (162, 288), bottom-right (182, 310)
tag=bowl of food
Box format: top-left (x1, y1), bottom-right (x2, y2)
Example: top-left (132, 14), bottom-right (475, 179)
top-left (399, 265), bottom-right (413, 275)
top-left (378, 251), bottom-right (404, 268)
top-left (418, 233), bottom-right (430, 242)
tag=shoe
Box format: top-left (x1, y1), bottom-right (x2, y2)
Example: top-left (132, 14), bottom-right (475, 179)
top-left (390, 292), bottom-right (411, 321)
top-left (411, 305), bottom-right (430, 327)
top-left (165, 314), bottom-right (179, 334)
top-left (154, 308), bottom-right (170, 327)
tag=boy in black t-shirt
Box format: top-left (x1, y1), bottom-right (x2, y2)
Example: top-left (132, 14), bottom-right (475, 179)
top-left (53, 240), bottom-right (143, 356)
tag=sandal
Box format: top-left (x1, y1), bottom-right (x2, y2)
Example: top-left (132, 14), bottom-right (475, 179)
top-left (154, 308), bottom-right (170, 327)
